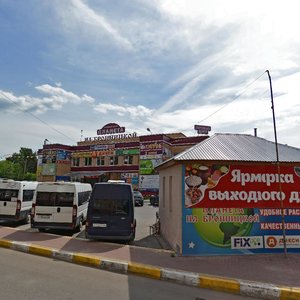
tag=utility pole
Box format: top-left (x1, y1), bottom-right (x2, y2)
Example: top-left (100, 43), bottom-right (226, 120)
top-left (266, 70), bottom-right (287, 256)
top-left (23, 155), bottom-right (36, 180)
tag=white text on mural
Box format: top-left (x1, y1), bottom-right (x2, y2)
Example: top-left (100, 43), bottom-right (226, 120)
top-left (209, 191), bottom-right (300, 203)
top-left (231, 169), bottom-right (294, 186)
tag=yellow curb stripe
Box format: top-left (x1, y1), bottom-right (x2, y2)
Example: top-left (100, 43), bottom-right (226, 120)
top-left (128, 263), bottom-right (161, 279)
top-left (3, 238), bottom-right (300, 300)
top-left (28, 245), bottom-right (53, 257)
top-left (0, 239), bottom-right (13, 248)
top-left (73, 253), bottom-right (101, 267)
top-left (280, 287), bottom-right (300, 300)
top-left (199, 276), bottom-right (240, 294)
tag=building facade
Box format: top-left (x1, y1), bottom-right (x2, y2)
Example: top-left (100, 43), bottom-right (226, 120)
top-left (156, 133), bottom-right (300, 256)
top-left (37, 123), bottom-right (208, 196)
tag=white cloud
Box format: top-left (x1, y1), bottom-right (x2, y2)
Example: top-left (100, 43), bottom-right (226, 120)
top-left (94, 102), bottom-right (153, 118)
top-left (1, 0), bottom-right (300, 155)
top-left (0, 84), bottom-right (95, 114)
top-left (56, 0), bottom-right (134, 51)
top-left (150, 0), bottom-right (300, 83)
top-left (146, 71), bottom-right (300, 147)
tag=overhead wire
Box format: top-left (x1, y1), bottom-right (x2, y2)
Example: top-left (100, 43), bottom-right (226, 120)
top-left (1, 71), bottom-right (268, 144)
top-left (197, 70), bottom-right (267, 124)
top-left (0, 90), bottom-right (77, 144)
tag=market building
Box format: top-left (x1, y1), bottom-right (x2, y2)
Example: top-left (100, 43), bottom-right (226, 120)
top-left (156, 133), bottom-right (300, 256)
top-left (36, 123), bottom-right (208, 196)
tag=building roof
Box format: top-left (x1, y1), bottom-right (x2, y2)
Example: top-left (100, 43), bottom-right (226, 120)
top-left (173, 133), bottom-right (300, 163)
top-left (171, 135), bottom-right (208, 145)
top-left (164, 132), bottom-right (187, 139)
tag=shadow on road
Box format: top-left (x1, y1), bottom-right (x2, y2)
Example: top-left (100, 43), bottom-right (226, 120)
top-left (133, 234), bottom-right (171, 250)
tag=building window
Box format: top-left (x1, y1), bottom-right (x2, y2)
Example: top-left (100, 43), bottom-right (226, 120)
top-left (162, 176), bottom-right (165, 208)
top-left (109, 156), bottom-right (118, 165)
top-left (97, 156), bottom-right (105, 166)
top-left (124, 155), bottom-right (133, 165)
top-left (72, 158), bottom-right (80, 167)
top-left (85, 157), bottom-right (92, 166)
top-left (169, 176), bottom-right (173, 213)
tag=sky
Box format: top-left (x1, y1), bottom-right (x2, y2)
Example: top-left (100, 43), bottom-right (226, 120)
top-left (1, 0), bottom-right (300, 158)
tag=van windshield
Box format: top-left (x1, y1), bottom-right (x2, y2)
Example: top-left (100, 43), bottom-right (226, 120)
top-left (0, 189), bottom-right (18, 201)
top-left (91, 185), bottom-right (132, 216)
top-left (36, 192), bottom-right (74, 207)
top-left (92, 198), bottom-right (129, 215)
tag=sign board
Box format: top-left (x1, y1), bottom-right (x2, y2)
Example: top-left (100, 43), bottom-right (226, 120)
top-left (97, 123), bottom-right (125, 135)
top-left (85, 123), bottom-right (137, 142)
top-left (194, 125), bottom-right (211, 134)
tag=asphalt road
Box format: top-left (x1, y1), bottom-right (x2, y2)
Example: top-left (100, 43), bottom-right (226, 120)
top-left (0, 200), bottom-right (160, 246)
top-left (0, 247), bottom-right (255, 300)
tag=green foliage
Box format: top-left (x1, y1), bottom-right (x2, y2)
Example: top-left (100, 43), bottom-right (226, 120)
top-left (0, 147), bottom-right (37, 180)
top-left (23, 172), bottom-right (37, 181)
top-left (0, 160), bottom-right (21, 180)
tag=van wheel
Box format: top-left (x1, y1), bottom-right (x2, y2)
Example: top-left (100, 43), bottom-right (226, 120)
top-left (130, 229), bottom-right (136, 244)
top-left (24, 212), bottom-right (30, 224)
top-left (76, 218), bottom-right (83, 233)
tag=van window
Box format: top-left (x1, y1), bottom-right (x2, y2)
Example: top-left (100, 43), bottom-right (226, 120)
top-left (78, 191), bottom-right (90, 206)
top-left (56, 193), bottom-right (74, 207)
top-left (90, 184), bottom-right (131, 215)
top-left (23, 190), bottom-right (35, 202)
top-left (0, 189), bottom-right (18, 201)
top-left (92, 198), bottom-right (129, 215)
top-left (36, 192), bottom-right (55, 206)
top-left (36, 192), bottom-right (74, 207)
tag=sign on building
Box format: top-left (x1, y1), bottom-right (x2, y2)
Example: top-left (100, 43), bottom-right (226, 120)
top-left (182, 164), bottom-right (300, 255)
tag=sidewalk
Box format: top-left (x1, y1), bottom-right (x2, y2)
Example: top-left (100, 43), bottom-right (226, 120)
top-left (0, 226), bottom-right (299, 300)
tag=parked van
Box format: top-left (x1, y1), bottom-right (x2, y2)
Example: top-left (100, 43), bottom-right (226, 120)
top-left (85, 182), bottom-right (136, 242)
top-left (31, 182), bottom-right (92, 232)
top-left (0, 180), bottom-right (38, 223)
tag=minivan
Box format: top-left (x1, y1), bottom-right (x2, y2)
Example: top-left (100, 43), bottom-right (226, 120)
top-left (0, 179), bottom-right (38, 223)
top-left (85, 182), bottom-right (136, 242)
top-left (31, 182), bottom-right (92, 232)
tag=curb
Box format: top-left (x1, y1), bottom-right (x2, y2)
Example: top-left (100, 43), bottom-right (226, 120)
top-left (1, 239), bottom-right (300, 300)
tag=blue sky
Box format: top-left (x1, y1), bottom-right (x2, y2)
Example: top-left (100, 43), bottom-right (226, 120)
top-left (1, 0), bottom-right (300, 157)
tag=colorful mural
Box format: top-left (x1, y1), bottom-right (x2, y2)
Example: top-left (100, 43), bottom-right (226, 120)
top-left (182, 164), bottom-right (300, 255)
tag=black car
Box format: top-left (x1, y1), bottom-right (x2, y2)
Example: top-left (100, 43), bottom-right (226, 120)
top-left (150, 194), bottom-right (159, 206)
top-left (133, 191), bottom-right (144, 206)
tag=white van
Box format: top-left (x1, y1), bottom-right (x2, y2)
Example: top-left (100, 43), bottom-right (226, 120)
top-left (31, 182), bottom-right (92, 232)
top-left (0, 180), bottom-right (38, 223)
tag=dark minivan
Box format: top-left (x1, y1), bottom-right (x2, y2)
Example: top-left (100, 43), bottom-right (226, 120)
top-left (85, 182), bottom-right (136, 242)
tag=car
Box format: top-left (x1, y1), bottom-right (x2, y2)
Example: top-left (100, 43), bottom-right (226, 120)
top-left (133, 191), bottom-right (144, 206)
top-left (150, 194), bottom-right (159, 206)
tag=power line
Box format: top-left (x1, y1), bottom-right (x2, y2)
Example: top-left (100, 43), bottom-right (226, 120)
top-left (197, 71), bottom-right (267, 124)
top-left (0, 91), bottom-right (76, 144)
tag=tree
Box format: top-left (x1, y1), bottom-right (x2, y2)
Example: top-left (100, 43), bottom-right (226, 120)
top-left (2, 147), bottom-right (37, 180)
top-left (0, 160), bottom-right (22, 180)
